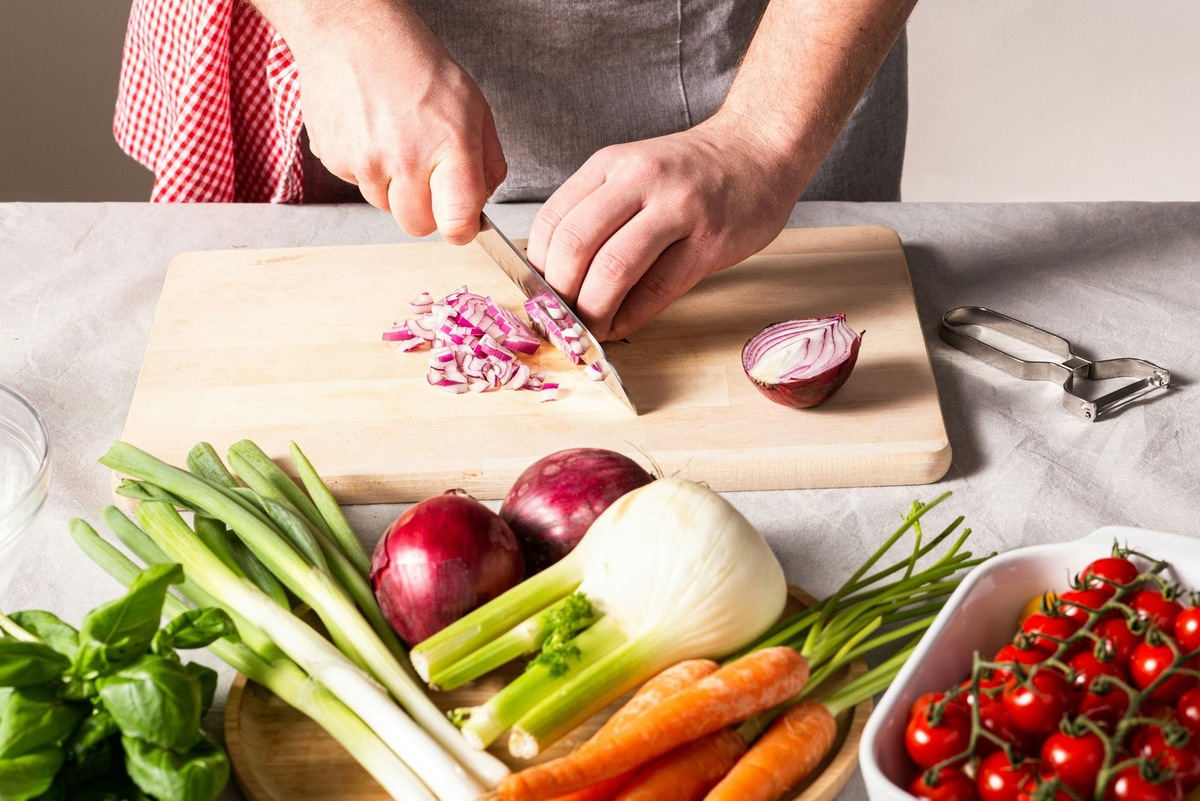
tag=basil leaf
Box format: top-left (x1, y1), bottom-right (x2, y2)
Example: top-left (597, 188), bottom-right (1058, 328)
top-left (10, 612), bottom-right (79, 661)
top-left (0, 685), bottom-right (88, 759)
top-left (62, 711), bottom-right (118, 786)
top-left (0, 640), bottom-right (70, 687)
top-left (78, 564), bottom-right (183, 673)
top-left (97, 655), bottom-right (200, 752)
top-left (184, 663), bottom-right (218, 716)
top-left (0, 747), bottom-right (65, 801)
top-left (121, 734), bottom-right (229, 801)
top-left (152, 608), bottom-right (235, 654)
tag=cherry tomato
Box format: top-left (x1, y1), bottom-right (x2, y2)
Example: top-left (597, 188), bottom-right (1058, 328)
top-left (1055, 588), bottom-right (1108, 627)
top-left (1016, 775), bottom-right (1076, 801)
top-left (910, 765), bottom-right (979, 801)
top-left (1131, 639), bottom-right (1195, 702)
top-left (1176, 606), bottom-right (1200, 653)
top-left (1080, 555), bottom-right (1140, 598)
top-left (976, 751), bottom-right (1036, 801)
top-left (1105, 765), bottom-right (1184, 801)
top-left (976, 697), bottom-right (1026, 753)
top-left (993, 643), bottom-right (1052, 681)
top-left (1020, 613), bottom-right (1079, 654)
top-left (906, 701), bottom-right (972, 769)
top-left (1068, 649), bottom-right (1126, 691)
top-left (1040, 730), bottom-right (1106, 794)
top-left (912, 691), bottom-right (955, 720)
top-left (1003, 669), bottom-right (1074, 737)
top-left (1177, 687), bottom-right (1200, 737)
top-left (1078, 680), bottom-right (1132, 732)
top-left (1133, 725), bottom-right (1200, 792)
top-left (1133, 588), bottom-right (1185, 632)
top-left (1095, 614), bottom-right (1145, 664)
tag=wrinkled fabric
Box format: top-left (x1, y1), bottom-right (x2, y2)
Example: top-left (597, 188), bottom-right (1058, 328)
top-left (116, 0), bottom-right (907, 204)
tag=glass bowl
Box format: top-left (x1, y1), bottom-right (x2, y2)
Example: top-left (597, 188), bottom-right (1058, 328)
top-left (0, 384), bottom-right (52, 596)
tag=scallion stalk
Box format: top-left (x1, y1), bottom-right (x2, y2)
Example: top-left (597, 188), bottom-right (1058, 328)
top-left (69, 519), bottom-right (436, 800)
top-left (100, 441), bottom-right (509, 789)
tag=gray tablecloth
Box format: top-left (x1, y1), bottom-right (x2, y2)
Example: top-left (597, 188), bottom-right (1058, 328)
top-left (1, 201), bottom-right (1197, 800)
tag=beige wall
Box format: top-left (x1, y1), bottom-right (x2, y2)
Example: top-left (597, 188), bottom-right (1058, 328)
top-left (2, 1), bottom-right (1198, 203)
top-left (0, 1), bottom-right (152, 202)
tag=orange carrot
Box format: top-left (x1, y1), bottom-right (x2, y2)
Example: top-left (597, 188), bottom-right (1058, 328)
top-left (613, 728), bottom-right (747, 801)
top-left (542, 660), bottom-right (721, 801)
top-left (591, 659), bottom-right (720, 743)
top-left (544, 774), bottom-right (634, 801)
top-left (703, 701), bottom-right (838, 801)
top-left (497, 647), bottom-right (809, 801)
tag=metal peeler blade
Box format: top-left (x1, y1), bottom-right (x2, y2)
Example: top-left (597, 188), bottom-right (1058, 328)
top-left (939, 306), bottom-right (1171, 421)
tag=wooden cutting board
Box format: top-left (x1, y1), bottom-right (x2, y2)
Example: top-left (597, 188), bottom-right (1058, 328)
top-left (123, 226), bottom-right (949, 502)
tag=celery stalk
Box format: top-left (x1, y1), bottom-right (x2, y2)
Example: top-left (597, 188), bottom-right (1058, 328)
top-left (458, 615), bottom-right (628, 750)
top-left (431, 593), bottom-right (600, 691)
top-left (411, 555), bottom-right (583, 682)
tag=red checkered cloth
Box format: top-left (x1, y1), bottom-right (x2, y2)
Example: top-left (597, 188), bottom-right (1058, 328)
top-left (113, 0), bottom-right (304, 203)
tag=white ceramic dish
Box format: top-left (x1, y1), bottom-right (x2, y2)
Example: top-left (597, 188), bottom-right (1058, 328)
top-left (0, 384), bottom-right (51, 596)
top-left (859, 525), bottom-right (1200, 800)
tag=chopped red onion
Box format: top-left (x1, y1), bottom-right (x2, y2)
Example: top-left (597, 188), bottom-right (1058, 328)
top-left (539, 383), bottom-right (559, 402)
top-left (524, 292), bottom-right (592, 366)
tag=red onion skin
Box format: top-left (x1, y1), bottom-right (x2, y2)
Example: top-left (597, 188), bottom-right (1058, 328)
top-left (499, 448), bottom-right (654, 574)
top-left (370, 490), bottom-right (524, 645)
top-left (743, 324), bottom-right (863, 409)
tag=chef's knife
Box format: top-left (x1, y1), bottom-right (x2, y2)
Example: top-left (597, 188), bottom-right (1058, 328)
top-left (475, 213), bottom-right (638, 415)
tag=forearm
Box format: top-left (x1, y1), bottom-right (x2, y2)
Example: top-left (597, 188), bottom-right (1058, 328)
top-left (718, 0), bottom-right (917, 193)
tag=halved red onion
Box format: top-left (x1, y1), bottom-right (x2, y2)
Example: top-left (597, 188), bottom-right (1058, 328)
top-left (741, 315), bottom-right (863, 408)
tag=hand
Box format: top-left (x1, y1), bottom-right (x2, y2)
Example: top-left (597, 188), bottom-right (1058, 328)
top-left (525, 113), bottom-right (808, 341)
top-left (289, 1), bottom-right (506, 243)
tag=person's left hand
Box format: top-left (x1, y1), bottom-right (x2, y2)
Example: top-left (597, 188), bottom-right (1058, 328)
top-left (525, 113), bottom-right (810, 342)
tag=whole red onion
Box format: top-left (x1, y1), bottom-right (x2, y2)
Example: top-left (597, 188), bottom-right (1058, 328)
top-left (499, 448), bottom-right (654, 574)
top-left (370, 489), bottom-right (524, 645)
top-left (742, 315), bottom-right (863, 409)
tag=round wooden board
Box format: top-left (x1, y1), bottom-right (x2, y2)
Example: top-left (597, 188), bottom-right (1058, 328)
top-left (224, 587), bottom-right (871, 801)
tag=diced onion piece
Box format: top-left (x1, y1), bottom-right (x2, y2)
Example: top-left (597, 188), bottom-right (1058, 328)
top-left (586, 361), bottom-right (607, 381)
top-left (539, 383), bottom-right (559, 402)
top-left (524, 292), bottom-right (592, 366)
top-left (741, 315), bottom-right (863, 409)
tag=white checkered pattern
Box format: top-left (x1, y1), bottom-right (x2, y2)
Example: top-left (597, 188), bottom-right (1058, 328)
top-left (114, 0), bottom-right (304, 203)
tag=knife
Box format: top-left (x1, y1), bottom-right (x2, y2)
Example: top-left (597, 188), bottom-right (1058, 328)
top-left (475, 213), bottom-right (638, 414)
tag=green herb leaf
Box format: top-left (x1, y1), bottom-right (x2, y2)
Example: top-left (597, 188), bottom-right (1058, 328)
top-left (97, 655), bottom-right (201, 752)
top-left (78, 564), bottom-right (183, 673)
top-left (0, 685), bottom-right (88, 759)
top-left (152, 608), bottom-right (235, 654)
top-left (0, 747), bottom-right (65, 801)
top-left (10, 612), bottom-right (80, 661)
top-left (63, 711), bottom-right (119, 786)
top-left (121, 734), bottom-right (228, 801)
top-left (184, 663), bottom-right (218, 716)
top-left (0, 641), bottom-right (70, 688)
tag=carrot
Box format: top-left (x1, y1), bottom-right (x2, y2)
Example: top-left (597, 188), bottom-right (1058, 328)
top-left (541, 660), bottom-right (721, 801)
top-left (544, 774), bottom-right (634, 801)
top-left (497, 646), bottom-right (809, 801)
top-left (613, 728), bottom-right (747, 801)
top-left (703, 701), bottom-right (838, 801)
top-left (591, 659), bottom-right (720, 742)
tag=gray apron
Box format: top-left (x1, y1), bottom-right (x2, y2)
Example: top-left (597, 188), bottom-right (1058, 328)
top-left (303, 1), bottom-right (907, 203)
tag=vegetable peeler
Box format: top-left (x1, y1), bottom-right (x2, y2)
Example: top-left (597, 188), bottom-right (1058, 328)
top-left (939, 306), bottom-right (1170, 421)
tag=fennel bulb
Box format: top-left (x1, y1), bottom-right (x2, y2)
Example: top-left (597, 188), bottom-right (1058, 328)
top-left (415, 477), bottom-right (787, 756)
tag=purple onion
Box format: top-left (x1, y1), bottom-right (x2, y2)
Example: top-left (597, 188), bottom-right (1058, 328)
top-left (499, 449), bottom-right (654, 574)
top-left (370, 490), bottom-right (524, 645)
top-left (742, 315), bottom-right (863, 409)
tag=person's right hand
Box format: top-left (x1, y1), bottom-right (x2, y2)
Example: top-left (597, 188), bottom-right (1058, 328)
top-left (286, 0), bottom-right (506, 243)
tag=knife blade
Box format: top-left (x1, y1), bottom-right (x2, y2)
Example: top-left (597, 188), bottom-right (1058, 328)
top-left (475, 213), bottom-right (638, 414)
